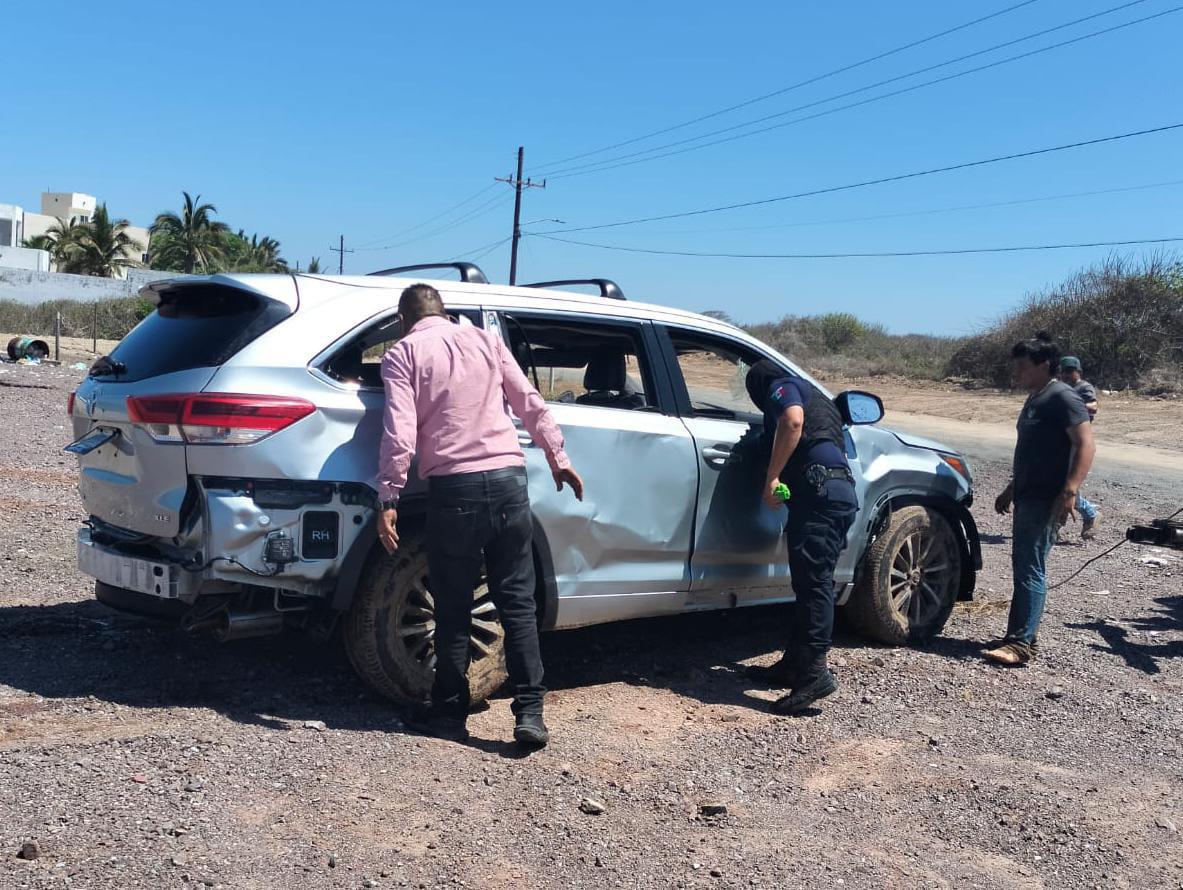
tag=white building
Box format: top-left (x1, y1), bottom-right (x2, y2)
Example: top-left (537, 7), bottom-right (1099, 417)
top-left (0, 192), bottom-right (151, 277)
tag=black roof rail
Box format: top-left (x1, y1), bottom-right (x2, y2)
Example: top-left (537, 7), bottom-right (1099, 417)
top-left (523, 278), bottom-right (625, 300)
top-left (367, 262), bottom-right (489, 284)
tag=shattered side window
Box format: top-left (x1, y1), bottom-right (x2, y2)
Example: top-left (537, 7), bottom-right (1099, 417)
top-left (668, 331), bottom-right (767, 420)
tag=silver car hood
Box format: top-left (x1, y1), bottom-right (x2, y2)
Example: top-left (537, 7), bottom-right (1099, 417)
top-left (884, 427), bottom-right (959, 455)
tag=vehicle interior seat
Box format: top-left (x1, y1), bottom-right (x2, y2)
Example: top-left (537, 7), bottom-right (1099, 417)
top-left (576, 351), bottom-right (647, 409)
top-left (333, 345), bottom-right (365, 385)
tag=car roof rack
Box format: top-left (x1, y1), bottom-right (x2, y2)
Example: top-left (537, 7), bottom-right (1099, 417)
top-left (367, 262), bottom-right (489, 284)
top-left (523, 278), bottom-right (625, 300)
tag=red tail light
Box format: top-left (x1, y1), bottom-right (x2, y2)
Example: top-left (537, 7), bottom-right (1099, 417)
top-left (127, 394), bottom-right (315, 445)
top-left (67, 391), bottom-right (76, 416)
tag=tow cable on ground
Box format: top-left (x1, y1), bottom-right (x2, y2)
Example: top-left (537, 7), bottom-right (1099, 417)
top-left (1049, 505), bottom-right (1183, 590)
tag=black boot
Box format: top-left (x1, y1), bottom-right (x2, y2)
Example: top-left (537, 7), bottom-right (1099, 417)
top-left (513, 712), bottom-right (550, 748)
top-left (771, 653), bottom-right (838, 715)
top-left (744, 652), bottom-right (801, 688)
top-left (403, 706), bottom-right (469, 742)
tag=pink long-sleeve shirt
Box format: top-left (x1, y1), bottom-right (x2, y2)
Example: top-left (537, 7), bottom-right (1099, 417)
top-left (377, 315), bottom-right (571, 503)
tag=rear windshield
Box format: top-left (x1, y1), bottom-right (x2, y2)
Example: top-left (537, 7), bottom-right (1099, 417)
top-left (93, 284), bottom-right (291, 382)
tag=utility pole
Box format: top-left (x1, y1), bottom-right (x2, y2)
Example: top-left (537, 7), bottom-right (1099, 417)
top-left (329, 235), bottom-right (353, 274)
top-left (496, 146), bottom-right (545, 285)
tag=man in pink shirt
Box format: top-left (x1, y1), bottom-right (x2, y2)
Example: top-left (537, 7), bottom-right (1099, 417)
top-left (377, 283), bottom-right (583, 746)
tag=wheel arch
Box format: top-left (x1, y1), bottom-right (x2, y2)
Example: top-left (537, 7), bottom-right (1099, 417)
top-left (855, 492), bottom-right (981, 602)
top-left (331, 501), bottom-right (560, 625)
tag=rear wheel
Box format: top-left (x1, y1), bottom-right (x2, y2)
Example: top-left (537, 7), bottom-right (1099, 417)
top-left (343, 533), bottom-right (507, 705)
top-left (845, 505), bottom-right (962, 645)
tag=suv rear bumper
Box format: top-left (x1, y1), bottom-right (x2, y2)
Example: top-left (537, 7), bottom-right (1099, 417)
top-left (77, 527), bottom-right (203, 601)
top-left (95, 579), bottom-right (189, 620)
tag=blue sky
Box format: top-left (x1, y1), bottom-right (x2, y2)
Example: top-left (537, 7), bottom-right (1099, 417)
top-left (5, 0), bottom-right (1181, 334)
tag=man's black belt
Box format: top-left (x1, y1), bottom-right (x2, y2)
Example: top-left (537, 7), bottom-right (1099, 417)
top-left (802, 463), bottom-right (855, 490)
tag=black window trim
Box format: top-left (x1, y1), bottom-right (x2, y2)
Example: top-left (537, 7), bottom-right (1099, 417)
top-left (495, 308), bottom-right (680, 417)
top-left (654, 323), bottom-right (788, 422)
top-left (311, 304), bottom-right (483, 392)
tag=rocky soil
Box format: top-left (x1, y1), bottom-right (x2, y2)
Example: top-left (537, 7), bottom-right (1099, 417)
top-left (1, 360), bottom-right (1180, 889)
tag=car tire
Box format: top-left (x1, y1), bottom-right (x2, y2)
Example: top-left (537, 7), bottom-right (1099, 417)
top-left (343, 533), bottom-right (508, 705)
top-left (845, 505), bottom-right (962, 645)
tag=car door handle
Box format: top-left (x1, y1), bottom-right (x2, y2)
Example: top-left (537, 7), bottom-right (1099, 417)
top-left (701, 444), bottom-right (735, 465)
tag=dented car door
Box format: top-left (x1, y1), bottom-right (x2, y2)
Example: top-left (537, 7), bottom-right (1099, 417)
top-left (492, 311), bottom-right (697, 626)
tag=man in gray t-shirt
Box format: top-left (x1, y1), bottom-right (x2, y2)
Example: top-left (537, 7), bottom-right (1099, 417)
top-left (1060, 356), bottom-right (1101, 539)
top-left (989, 335), bottom-right (1095, 667)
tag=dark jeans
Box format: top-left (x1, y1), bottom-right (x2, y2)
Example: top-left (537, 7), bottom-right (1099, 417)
top-left (1005, 498), bottom-right (1057, 645)
top-left (425, 466), bottom-right (544, 719)
top-left (785, 481), bottom-right (858, 661)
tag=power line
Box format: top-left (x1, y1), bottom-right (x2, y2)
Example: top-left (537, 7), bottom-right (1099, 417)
top-left (448, 235), bottom-right (511, 263)
top-left (533, 122), bottom-right (1183, 235)
top-left (470, 238), bottom-right (510, 263)
top-left (353, 183), bottom-right (499, 248)
top-left (531, 232), bottom-right (1183, 259)
top-left (530, 0), bottom-right (1046, 173)
top-left (547, 1), bottom-right (1175, 180)
top-left (648, 179), bottom-right (1183, 235)
top-left (354, 192), bottom-right (513, 252)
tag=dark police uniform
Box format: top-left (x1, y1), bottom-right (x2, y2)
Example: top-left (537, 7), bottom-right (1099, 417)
top-left (746, 360), bottom-right (859, 677)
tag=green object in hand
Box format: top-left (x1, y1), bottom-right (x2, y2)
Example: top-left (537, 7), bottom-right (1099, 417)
top-left (774, 483), bottom-right (792, 503)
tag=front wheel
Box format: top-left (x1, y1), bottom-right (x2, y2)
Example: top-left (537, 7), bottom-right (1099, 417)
top-left (845, 505), bottom-right (963, 645)
top-left (343, 533), bottom-right (507, 704)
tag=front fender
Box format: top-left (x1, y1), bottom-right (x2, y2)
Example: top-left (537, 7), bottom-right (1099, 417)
top-left (856, 493), bottom-right (981, 600)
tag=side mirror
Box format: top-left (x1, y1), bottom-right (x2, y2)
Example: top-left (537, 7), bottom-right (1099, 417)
top-left (835, 390), bottom-right (884, 425)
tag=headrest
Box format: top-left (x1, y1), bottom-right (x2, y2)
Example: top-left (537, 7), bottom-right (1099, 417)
top-left (583, 351), bottom-right (627, 392)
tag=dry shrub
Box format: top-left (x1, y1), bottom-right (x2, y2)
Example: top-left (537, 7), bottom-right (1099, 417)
top-left (946, 254), bottom-right (1183, 389)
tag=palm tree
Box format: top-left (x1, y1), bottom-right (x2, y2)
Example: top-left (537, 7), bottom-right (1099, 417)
top-left (224, 230), bottom-right (288, 273)
top-left (76, 204), bottom-right (144, 278)
top-left (252, 234), bottom-right (288, 272)
top-left (22, 234), bottom-right (55, 252)
top-left (41, 218), bottom-right (89, 273)
top-left (149, 192), bottom-right (229, 273)
top-left (306, 257), bottom-right (323, 274)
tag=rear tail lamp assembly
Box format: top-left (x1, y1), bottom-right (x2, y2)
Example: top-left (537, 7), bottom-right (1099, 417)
top-left (127, 394), bottom-right (315, 445)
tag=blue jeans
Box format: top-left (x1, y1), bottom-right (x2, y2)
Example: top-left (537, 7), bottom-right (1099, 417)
top-left (1006, 499), bottom-right (1057, 644)
top-left (1076, 492), bottom-right (1097, 521)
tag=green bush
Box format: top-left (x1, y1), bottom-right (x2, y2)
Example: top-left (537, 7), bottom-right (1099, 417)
top-left (945, 255), bottom-right (1183, 390)
top-left (0, 297), bottom-right (146, 343)
top-left (743, 314), bottom-right (960, 381)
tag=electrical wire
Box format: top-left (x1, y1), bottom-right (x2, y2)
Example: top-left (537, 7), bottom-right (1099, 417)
top-left (448, 236), bottom-right (511, 263)
top-left (646, 179), bottom-right (1183, 235)
top-left (355, 192), bottom-right (513, 252)
top-left (530, 0), bottom-right (1046, 172)
top-left (1049, 505), bottom-right (1183, 590)
top-left (531, 232), bottom-right (1183, 258)
top-left (469, 237), bottom-right (511, 263)
top-left (353, 183), bottom-right (499, 248)
top-left (533, 122), bottom-right (1183, 235)
top-left (547, 2), bottom-right (1178, 180)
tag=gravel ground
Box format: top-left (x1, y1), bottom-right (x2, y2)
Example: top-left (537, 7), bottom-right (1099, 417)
top-left (1, 361), bottom-right (1181, 890)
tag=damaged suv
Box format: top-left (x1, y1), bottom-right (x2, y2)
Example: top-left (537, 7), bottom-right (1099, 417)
top-left (69, 262), bottom-right (981, 704)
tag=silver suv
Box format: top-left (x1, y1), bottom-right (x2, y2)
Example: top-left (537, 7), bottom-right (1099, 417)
top-left (68, 263), bottom-right (981, 704)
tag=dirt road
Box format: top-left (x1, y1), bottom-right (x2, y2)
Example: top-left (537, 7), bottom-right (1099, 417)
top-left (1, 363), bottom-right (1181, 889)
top-left (825, 375), bottom-right (1183, 497)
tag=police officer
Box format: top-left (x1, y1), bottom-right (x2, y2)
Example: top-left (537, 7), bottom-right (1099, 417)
top-left (744, 360), bottom-right (859, 714)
